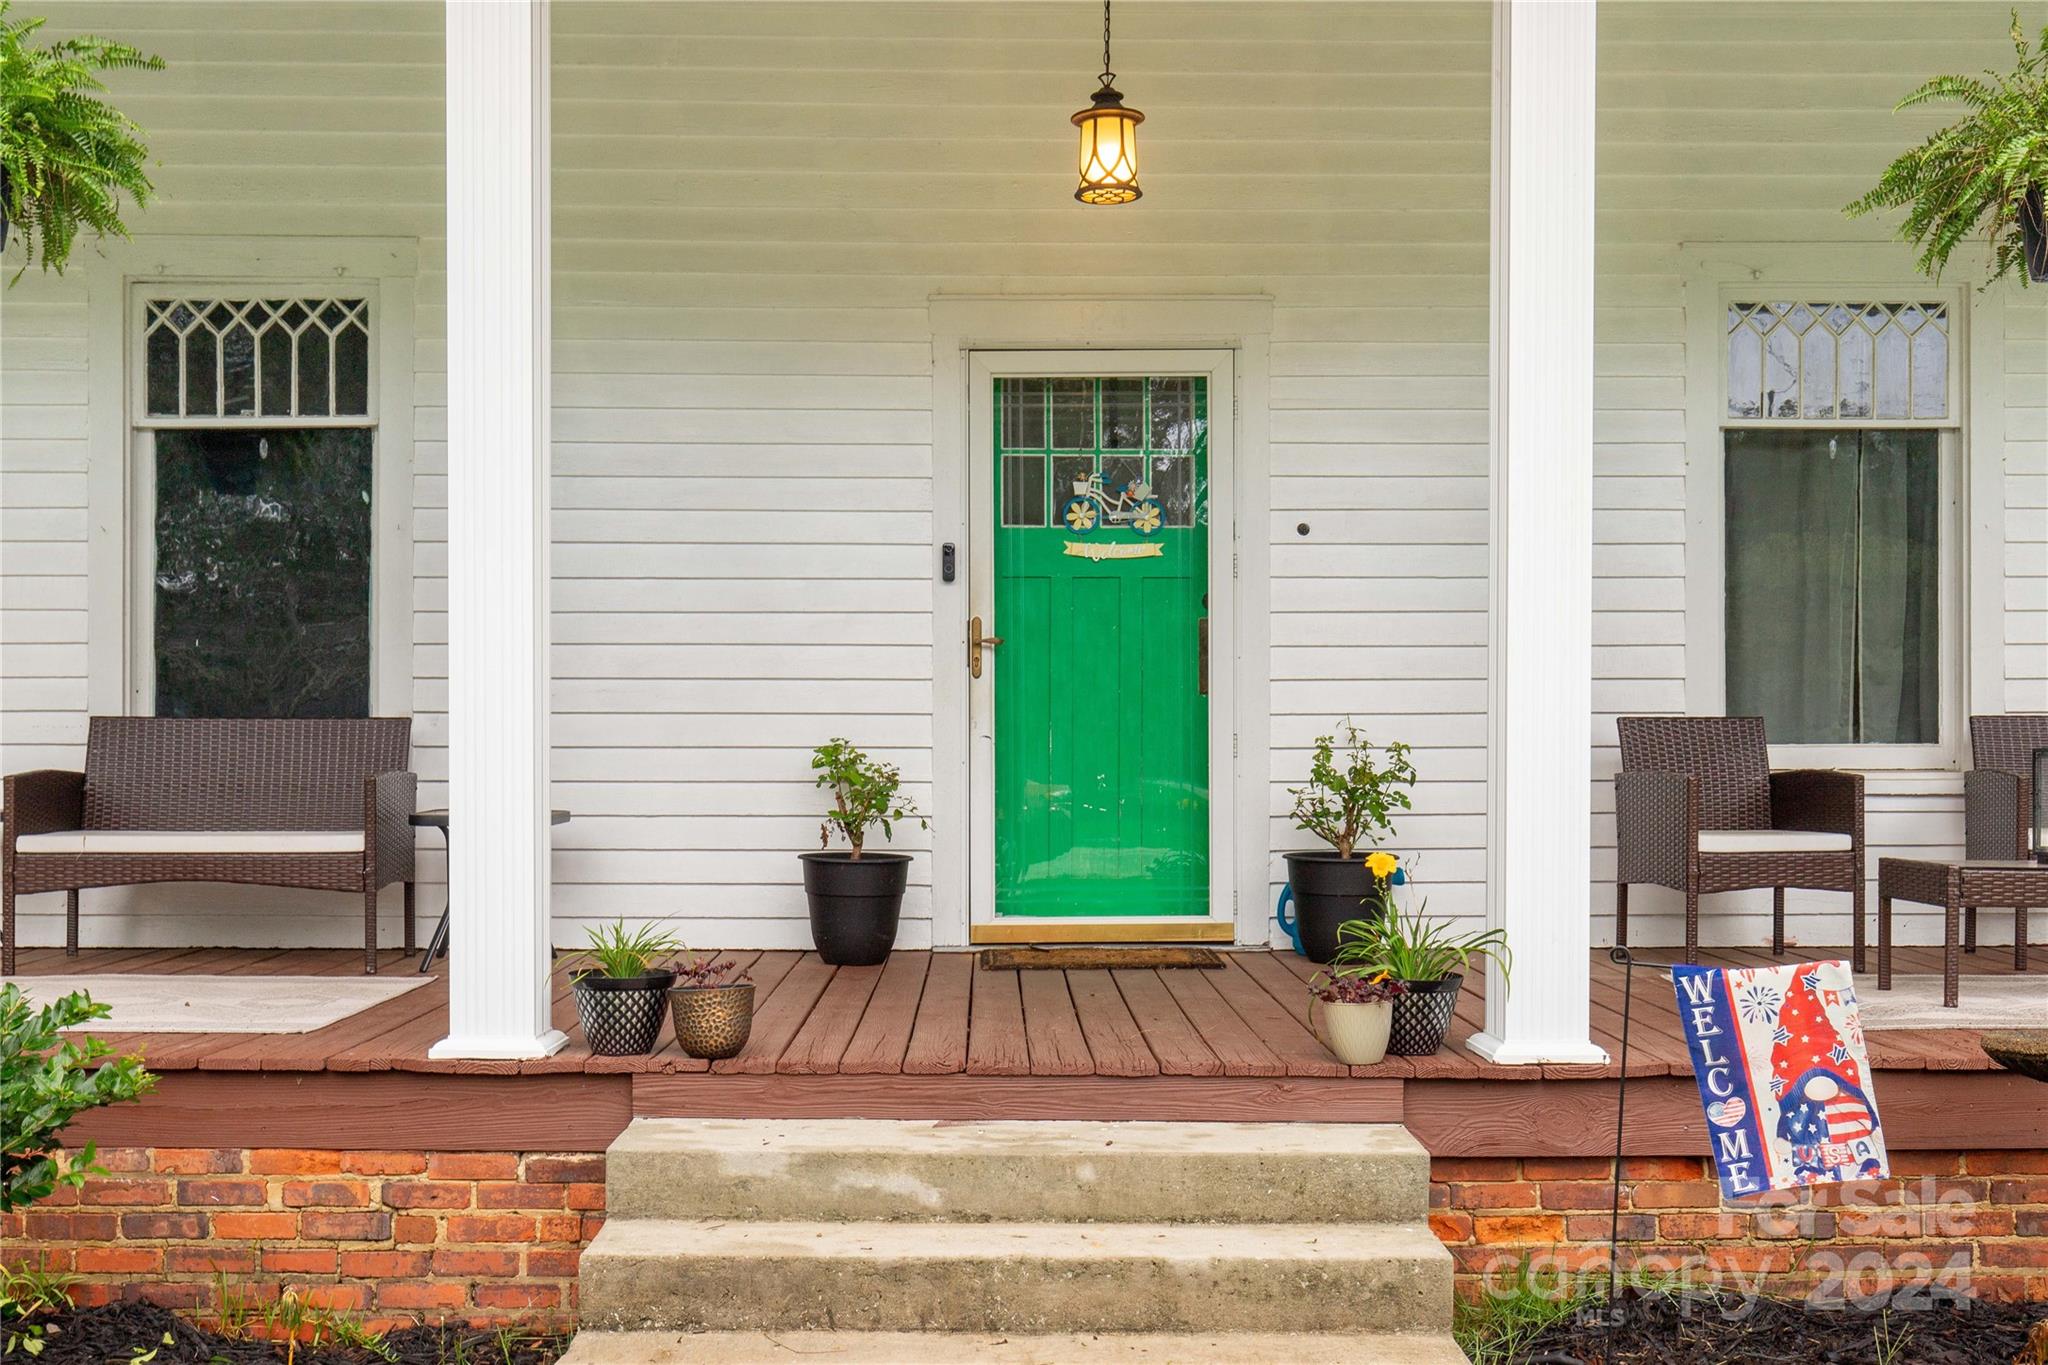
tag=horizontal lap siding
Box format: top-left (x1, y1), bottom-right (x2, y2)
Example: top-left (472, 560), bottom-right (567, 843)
top-left (0, 2), bottom-right (445, 945)
top-left (1595, 2), bottom-right (2033, 947)
top-left (555, 0), bottom-right (1496, 942)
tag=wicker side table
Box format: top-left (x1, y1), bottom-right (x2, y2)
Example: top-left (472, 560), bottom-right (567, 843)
top-left (1876, 857), bottom-right (2045, 1008)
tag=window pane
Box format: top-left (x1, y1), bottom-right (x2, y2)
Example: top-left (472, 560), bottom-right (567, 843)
top-left (1149, 377), bottom-right (1193, 450)
top-left (1101, 453), bottom-right (1144, 503)
top-left (153, 428), bottom-right (372, 718)
top-left (1725, 430), bottom-right (1859, 744)
top-left (1724, 429), bottom-right (1939, 746)
top-left (1001, 454), bottom-right (1046, 527)
top-left (222, 320), bottom-right (257, 418)
top-left (1150, 453), bottom-right (1194, 526)
top-left (260, 323), bottom-right (294, 416)
top-left (1856, 431), bottom-right (1939, 744)
top-left (297, 329), bottom-right (331, 417)
top-left (1052, 454), bottom-right (1093, 508)
top-left (1001, 379), bottom-right (1046, 450)
top-left (333, 320), bottom-right (370, 416)
top-left (184, 327), bottom-right (218, 417)
top-left (146, 324), bottom-right (181, 416)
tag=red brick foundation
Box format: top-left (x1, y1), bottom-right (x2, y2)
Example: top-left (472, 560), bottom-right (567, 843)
top-left (1, 1148), bottom-right (602, 1328)
top-left (9, 1143), bottom-right (2042, 1323)
top-left (1431, 1151), bottom-right (2048, 1303)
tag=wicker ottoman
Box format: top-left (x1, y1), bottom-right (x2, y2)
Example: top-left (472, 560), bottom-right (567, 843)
top-left (1875, 857), bottom-right (2046, 1008)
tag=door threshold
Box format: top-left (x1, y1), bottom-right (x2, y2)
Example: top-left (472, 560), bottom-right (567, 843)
top-left (970, 921), bottom-right (1236, 944)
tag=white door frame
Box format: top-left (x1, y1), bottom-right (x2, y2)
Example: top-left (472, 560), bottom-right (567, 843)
top-left (927, 296), bottom-right (1274, 948)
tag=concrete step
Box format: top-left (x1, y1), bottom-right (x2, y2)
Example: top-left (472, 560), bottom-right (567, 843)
top-left (558, 1329), bottom-right (1473, 1364)
top-left (605, 1118), bottom-right (1432, 1224)
top-left (577, 1217), bottom-right (1454, 1335)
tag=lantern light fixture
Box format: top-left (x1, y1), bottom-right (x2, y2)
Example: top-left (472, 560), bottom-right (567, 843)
top-left (1073, 0), bottom-right (1143, 205)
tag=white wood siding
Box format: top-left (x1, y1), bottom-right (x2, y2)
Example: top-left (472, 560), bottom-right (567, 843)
top-left (0, 1), bottom-right (2039, 952)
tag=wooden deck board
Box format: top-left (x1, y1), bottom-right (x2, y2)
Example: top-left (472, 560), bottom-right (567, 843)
top-left (839, 950), bottom-right (930, 1075)
top-left (15, 943), bottom-right (2031, 1092)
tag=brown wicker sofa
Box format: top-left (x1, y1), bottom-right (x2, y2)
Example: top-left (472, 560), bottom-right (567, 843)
top-left (1614, 715), bottom-right (1866, 968)
top-left (2, 717), bottom-right (416, 975)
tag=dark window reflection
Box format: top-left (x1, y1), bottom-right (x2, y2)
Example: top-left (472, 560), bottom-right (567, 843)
top-left (154, 428), bottom-right (372, 718)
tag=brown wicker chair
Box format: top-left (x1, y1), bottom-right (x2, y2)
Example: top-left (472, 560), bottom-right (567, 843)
top-left (1614, 716), bottom-right (1866, 967)
top-left (1962, 713), bottom-right (2046, 953)
top-left (2, 717), bottom-right (416, 975)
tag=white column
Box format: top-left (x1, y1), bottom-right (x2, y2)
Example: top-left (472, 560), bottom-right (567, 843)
top-left (431, 0), bottom-right (564, 1060)
top-left (1470, 0), bottom-right (1606, 1066)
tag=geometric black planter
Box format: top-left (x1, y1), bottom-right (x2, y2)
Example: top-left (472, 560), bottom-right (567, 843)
top-left (800, 850), bottom-right (910, 966)
top-left (1387, 973), bottom-right (1463, 1056)
top-left (2023, 185), bottom-right (2048, 285)
top-left (573, 969), bottom-right (676, 1056)
top-left (1283, 849), bottom-right (1386, 963)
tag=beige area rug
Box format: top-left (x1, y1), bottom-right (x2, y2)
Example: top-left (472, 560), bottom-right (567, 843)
top-left (1854, 973), bottom-right (2048, 1030)
top-left (5, 974), bottom-right (431, 1033)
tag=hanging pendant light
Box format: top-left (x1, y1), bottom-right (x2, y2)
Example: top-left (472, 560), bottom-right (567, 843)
top-left (1073, 0), bottom-right (1143, 204)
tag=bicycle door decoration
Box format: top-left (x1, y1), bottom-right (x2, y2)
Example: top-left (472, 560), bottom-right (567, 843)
top-left (1062, 470), bottom-right (1163, 536)
top-left (1672, 960), bottom-right (1887, 1199)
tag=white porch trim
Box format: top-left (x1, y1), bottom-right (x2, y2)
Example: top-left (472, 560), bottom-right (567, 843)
top-left (1471, 0), bottom-right (1605, 1066)
top-left (432, 0), bottom-right (564, 1060)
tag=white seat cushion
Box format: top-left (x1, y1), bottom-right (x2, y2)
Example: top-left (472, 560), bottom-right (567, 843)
top-left (76, 830), bottom-right (364, 855)
top-left (1697, 828), bottom-right (1852, 855)
top-left (13, 831), bottom-right (85, 853)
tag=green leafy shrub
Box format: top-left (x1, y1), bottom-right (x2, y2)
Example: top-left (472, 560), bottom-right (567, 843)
top-left (812, 738), bottom-right (925, 858)
top-left (1845, 10), bottom-right (2048, 284)
top-left (0, 3), bottom-right (164, 276)
top-left (1331, 880), bottom-right (1511, 987)
top-left (1287, 719), bottom-right (1416, 858)
top-left (2, 982), bottom-right (154, 1215)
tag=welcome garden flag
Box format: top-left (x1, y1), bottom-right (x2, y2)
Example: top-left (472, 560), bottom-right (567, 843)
top-left (1671, 960), bottom-right (1888, 1199)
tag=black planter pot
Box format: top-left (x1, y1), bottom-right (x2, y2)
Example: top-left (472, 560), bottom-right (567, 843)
top-left (572, 969), bottom-right (676, 1056)
top-left (1388, 974), bottom-right (1463, 1056)
top-left (800, 851), bottom-right (910, 966)
top-left (2023, 185), bottom-right (2048, 285)
top-left (1283, 849), bottom-right (1385, 963)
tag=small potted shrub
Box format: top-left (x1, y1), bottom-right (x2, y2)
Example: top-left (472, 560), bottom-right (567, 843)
top-left (668, 952), bottom-right (755, 1061)
top-left (568, 919), bottom-right (679, 1056)
top-left (1330, 857), bottom-right (1510, 1056)
top-left (1283, 720), bottom-right (1416, 961)
top-left (1846, 12), bottom-right (2048, 285)
top-left (1308, 969), bottom-right (1406, 1066)
top-left (801, 738), bottom-right (926, 966)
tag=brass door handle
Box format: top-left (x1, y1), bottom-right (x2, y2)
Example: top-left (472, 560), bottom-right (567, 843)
top-left (969, 616), bottom-right (1004, 679)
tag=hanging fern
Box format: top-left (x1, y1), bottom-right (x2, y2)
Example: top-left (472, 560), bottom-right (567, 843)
top-left (1846, 10), bottom-right (2048, 286)
top-left (0, 1), bottom-right (163, 278)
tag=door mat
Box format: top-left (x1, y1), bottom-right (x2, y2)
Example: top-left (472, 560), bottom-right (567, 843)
top-left (978, 947), bottom-right (1226, 971)
top-left (6, 973), bottom-right (431, 1033)
top-left (1853, 972), bottom-right (2048, 1030)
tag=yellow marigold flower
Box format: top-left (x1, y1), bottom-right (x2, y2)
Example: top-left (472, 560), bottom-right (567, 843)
top-left (1364, 850), bottom-right (1398, 880)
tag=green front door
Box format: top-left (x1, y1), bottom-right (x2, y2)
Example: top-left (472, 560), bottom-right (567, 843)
top-left (992, 376), bottom-right (1209, 919)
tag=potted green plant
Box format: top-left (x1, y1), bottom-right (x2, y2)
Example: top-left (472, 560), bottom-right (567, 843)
top-left (1283, 720), bottom-right (1416, 961)
top-left (1846, 11), bottom-right (2048, 285)
top-left (1330, 858), bottom-right (1510, 1056)
top-left (802, 738), bottom-right (926, 966)
top-left (0, 6), bottom-right (163, 275)
top-left (567, 919), bottom-right (680, 1056)
top-left (667, 952), bottom-right (754, 1061)
top-left (1308, 969), bottom-right (1405, 1067)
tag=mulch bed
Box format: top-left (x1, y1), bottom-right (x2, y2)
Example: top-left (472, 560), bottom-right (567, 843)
top-left (17, 1302), bottom-right (568, 1365)
top-left (1518, 1289), bottom-right (2048, 1364)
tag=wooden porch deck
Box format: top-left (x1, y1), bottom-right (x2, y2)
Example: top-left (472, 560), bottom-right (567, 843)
top-left (9, 941), bottom-right (2031, 1082)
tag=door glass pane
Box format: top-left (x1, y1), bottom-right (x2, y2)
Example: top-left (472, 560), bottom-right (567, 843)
top-left (153, 428), bottom-right (373, 718)
top-left (1001, 378), bottom-right (1046, 450)
top-left (1100, 378), bottom-right (1144, 449)
top-left (1001, 454), bottom-right (1046, 527)
top-left (1050, 379), bottom-right (1094, 449)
